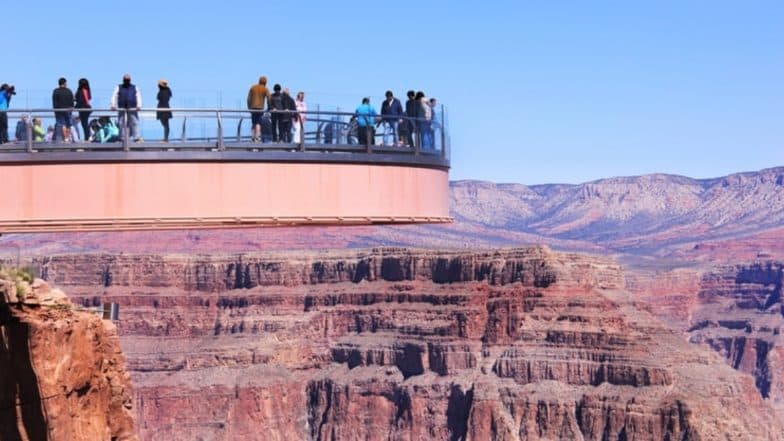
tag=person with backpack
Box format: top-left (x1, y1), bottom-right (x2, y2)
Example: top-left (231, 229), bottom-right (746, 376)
top-left (269, 84), bottom-right (285, 142)
top-left (354, 97), bottom-right (377, 146)
top-left (111, 74), bottom-right (143, 142)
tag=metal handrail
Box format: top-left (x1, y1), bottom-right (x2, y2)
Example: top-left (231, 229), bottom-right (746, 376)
top-left (0, 107), bottom-right (449, 163)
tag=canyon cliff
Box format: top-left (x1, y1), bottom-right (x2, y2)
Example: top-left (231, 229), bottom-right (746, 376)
top-left (628, 260), bottom-right (784, 417)
top-left (33, 247), bottom-right (783, 440)
top-left (0, 271), bottom-right (137, 441)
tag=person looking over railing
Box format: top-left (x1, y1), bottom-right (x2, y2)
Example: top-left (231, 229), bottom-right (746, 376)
top-left (247, 76), bottom-right (270, 143)
top-left (156, 79), bottom-right (173, 143)
top-left (355, 97), bottom-right (377, 146)
top-left (270, 84), bottom-right (285, 143)
top-left (52, 77), bottom-right (74, 142)
top-left (282, 88), bottom-right (296, 143)
top-left (380, 90), bottom-right (403, 146)
top-left (0, 83), bottom-right (14, 144)
top-left (75, 78), bottom-right (92, 141)
top-left (111, 74), bottom-right (143, 142)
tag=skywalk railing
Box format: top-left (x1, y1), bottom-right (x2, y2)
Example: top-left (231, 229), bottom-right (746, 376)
top-left (0, 107), bottom-right (450, 163)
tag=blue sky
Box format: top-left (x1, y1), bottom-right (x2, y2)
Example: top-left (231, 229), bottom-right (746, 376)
top-left (4, 1), bottom-right (783, 184)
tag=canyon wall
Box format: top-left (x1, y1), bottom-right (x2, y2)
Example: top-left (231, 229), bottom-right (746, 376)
top-left (33, 247), bottom-right (783, 440)
top-left (0, 272), bottom-right (137, 441)
top-left (686, 261), bottom-right (784, 412)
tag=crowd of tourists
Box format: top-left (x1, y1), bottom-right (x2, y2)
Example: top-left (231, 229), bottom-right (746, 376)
top-left (355, 90), bottom-right (440, 149)
top-left (0, 75), bottom-right (440, 148)
top-left (1, 75), bottom-right (171, 144)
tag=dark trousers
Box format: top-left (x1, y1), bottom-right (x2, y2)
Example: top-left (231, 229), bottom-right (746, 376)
top-left (79, 111), bottom-right (91, 140)
top-left (272, 115), bottom-right (284, 142)
top-left (357, 125), bottom-right (374, 145)
top-left (0, 112), bottom-right (8, 144)
top-left (160, 118), bottom-right (170, 141)
top-left (280, 119), bottom-right (292, 143)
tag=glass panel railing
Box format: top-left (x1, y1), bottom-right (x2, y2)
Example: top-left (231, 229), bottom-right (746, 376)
top-left (0, 106), bottom-right (450, 163)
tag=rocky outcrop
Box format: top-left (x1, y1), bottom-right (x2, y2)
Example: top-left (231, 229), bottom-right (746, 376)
top-left (687, 261), bottom-right (784, 411)
top-left (0, 270), bottom-right (137, 441)
top-left (31, 247), bottom-right (783, 440)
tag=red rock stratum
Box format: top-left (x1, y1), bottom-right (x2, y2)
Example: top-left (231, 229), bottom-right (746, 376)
top-left (35, 247), bottom-right (784, 440)
top-left (0, 270), bottom-right (137, 441)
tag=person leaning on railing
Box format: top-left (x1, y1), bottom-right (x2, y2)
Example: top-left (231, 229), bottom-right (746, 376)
top-left (355, 97), bottom-right (377, 145)
top-left (247, 76), bottom-right (271, 143)
top-left (111, 74), bottom-right (143, 142)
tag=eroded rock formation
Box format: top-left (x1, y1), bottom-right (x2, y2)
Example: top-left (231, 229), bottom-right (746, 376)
top-left (0, 272), bottom-right (137, 441)
top-left (35, 247), bottom-right (783, 440)
top-left (686, 261), bottom-right (784, 412)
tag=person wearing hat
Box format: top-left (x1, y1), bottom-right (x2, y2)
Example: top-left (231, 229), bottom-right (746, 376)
top-left (156, 79), bottom-right (173, 142)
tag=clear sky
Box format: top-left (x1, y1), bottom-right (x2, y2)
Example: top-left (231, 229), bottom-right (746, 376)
top-left (4, 1), bottom-right (783, 184)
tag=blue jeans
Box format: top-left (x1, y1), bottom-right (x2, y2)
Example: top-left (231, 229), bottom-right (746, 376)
top-left (419, 121), bottom-right (433, 149)
top-left (54, 111), bottom-right (72, 141)
top-left (382, 120), bottom-right (399, 145)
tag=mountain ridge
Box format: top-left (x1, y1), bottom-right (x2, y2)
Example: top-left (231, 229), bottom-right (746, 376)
top-left (1, 166), bottom-right (782, 264)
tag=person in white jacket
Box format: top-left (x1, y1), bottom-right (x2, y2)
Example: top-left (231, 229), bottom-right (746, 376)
top-left (293, 91), bottom-right (307, 144)
top-left (110, 74), bottom-right (143, 142)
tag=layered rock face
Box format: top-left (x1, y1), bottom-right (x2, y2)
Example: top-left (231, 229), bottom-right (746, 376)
top-left (0, 272), bottom-right (137, 441)
top-left (687, 261), bottom-right (784, 411)
top-left (37, 248), bottom-right (783, 440)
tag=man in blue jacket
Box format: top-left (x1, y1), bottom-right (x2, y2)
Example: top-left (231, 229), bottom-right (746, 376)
top-left (380, 90), bottom-right (403, 146)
